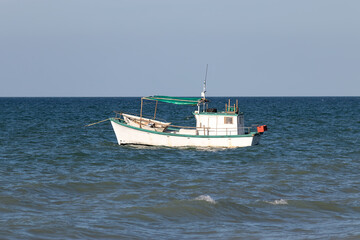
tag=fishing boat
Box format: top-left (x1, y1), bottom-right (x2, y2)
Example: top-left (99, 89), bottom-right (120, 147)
top-left (109, 76), bottom-right (267, 147)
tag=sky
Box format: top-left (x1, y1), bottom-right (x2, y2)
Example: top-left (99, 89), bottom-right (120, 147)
top-left (0, 0), bottom-right (359, 97)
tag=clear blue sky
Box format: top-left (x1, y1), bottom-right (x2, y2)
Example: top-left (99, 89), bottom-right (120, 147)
top-left (1, 0), bottom-right (359, 97)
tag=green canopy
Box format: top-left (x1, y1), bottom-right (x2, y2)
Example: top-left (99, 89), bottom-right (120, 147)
top-left (142, 95), bottom-right (207, 105)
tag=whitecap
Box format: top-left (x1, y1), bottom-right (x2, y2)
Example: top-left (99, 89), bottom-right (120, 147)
top-left (194, 195), bottom-right (216, 204)
top-left (266, 199), bottom-right (288, 205)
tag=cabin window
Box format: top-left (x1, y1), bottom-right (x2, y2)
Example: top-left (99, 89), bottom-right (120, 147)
top-left (224, 117), bottom-right (233, 124)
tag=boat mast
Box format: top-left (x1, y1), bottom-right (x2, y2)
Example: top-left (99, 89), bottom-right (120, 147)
top-left (200, 64), bottom-right (208, 112)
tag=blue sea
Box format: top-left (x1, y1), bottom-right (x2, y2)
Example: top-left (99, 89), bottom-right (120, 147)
top-left (1, 97), bottom-right (359, 239)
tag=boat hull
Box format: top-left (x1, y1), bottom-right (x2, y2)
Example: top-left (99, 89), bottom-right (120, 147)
top-left (110, 118), bottom-right (260, 148)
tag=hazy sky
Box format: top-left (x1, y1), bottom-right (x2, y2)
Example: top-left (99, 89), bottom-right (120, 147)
top-left (1, 0), bottom-right (359, 97)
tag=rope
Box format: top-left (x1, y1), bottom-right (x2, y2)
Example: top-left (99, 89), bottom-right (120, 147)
top-left (84, 118), bottom-right (110, 127)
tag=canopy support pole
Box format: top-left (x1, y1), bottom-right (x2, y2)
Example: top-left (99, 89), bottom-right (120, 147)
top-left (153, 100), bottom-right (158, 119)
top-left (140, 98), bottom-right (143, 128)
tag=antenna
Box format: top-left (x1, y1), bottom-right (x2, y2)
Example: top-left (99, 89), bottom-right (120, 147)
top-left (201, 64), bottom-right (208, 98)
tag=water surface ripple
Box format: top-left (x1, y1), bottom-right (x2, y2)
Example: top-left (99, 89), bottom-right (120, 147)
top-left (1, 97), bottom-right (360, 239)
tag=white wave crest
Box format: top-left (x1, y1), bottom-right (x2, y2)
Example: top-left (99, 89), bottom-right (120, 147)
top-left (194, 195), bottom-right (216, 204)
top-left (267, 199), bottom-right (288, 205)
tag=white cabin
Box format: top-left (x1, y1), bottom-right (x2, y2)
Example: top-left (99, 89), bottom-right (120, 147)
top-left (194, 111), bottom-right (245, 136)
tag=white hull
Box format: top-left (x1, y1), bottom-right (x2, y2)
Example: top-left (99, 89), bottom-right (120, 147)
top-left (110, 119), bottom-right (260, 148)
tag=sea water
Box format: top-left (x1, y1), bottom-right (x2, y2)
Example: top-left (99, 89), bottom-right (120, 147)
top-left (0, 97), bottom-right (359, 239)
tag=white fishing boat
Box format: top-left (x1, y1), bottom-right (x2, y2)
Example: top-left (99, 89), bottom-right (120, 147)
top-left (109, 82), bottom-right (267, 148)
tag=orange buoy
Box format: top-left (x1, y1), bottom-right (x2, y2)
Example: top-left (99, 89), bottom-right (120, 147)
top-left (257, 125), bottom-right (268, 133)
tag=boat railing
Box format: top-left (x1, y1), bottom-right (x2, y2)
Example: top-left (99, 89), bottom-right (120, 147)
top-left (168, 124), bottom-right (255, 136)
top-left (114, 111), bottom-right (257, 135)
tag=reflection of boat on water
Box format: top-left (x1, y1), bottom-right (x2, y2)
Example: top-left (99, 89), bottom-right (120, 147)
top-left (109, 95), bottom-right (267, 148)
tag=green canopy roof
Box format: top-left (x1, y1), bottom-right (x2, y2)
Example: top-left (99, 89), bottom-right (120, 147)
top-left (143, 96), bottom-right (207, 105)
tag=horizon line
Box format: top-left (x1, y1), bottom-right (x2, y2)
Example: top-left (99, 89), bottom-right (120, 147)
top-left (0, 95), bottom-right (359, 98)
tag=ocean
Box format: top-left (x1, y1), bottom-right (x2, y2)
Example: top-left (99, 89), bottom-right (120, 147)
top-left (0, 97), bottom-right (359, 239)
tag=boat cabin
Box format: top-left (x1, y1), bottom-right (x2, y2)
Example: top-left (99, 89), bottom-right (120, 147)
top-left (193, 99), bottom-right (245, 136)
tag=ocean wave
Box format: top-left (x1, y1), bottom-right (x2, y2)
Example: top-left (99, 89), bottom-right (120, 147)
top-left (266, 199), bottom-right (288, 205)
top-left (194, 195), bottom-right (216, 204)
